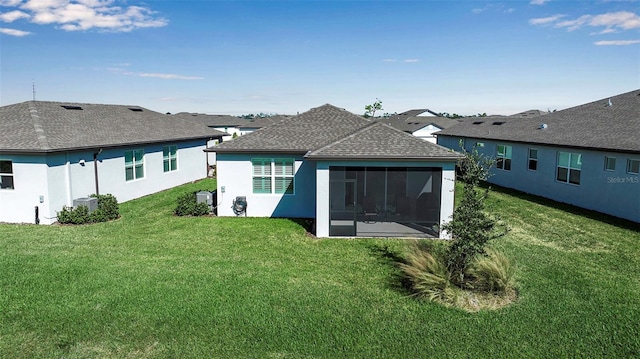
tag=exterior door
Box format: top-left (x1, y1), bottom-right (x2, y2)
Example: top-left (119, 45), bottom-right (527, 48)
top-left (329, 179), bottom-right (356, 236)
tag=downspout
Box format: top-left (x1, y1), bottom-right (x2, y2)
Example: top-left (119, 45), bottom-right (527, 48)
top-left (93, 148), bottom-right (102, 195)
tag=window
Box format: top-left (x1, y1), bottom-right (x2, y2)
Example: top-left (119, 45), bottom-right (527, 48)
top-left (496, 145), bottom-right (512, 171)
top-left (163, 145), bottom-right (177, 172)
top-left (628, 159), bottom-right (640, 174)
top-left (604, 156), bottom-right (616, 171)
top-left (252, 158), bottom-right (294, 194)
top-left (528, 149), bottom-right (538, 171)
top-left (557, 152), bottom-right (581, 185)
top-left (125, 149), bottom-right (144, 181)
top-left (475, 142), bottom-right (485, 148)
top-left (0, 160), bottom-right (14, 189)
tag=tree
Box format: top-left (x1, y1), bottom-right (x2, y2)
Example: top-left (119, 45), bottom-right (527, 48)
top-left (364, 99), bottom-right (383, 118)
top-left (442, 141), bottom-right (507, 286)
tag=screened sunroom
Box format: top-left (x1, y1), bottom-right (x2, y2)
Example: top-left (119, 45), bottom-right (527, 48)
top-left (328, 166), bottom-right (442, 237)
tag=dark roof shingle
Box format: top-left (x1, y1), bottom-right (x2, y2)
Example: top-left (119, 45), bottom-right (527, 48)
top-left (0, 101), bottom-right (225, 153)
top-left (436, 90), bottom-right (640, 153)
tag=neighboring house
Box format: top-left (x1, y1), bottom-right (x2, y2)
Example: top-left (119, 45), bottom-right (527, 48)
top-left (171, 112), bottom-right (248, 170)
top-left (0, 101), bottom-right (224, 224)
top-left (172, 113), bottom-right (247, 142)
top-left (238, 115), bottom-right (291, 135)
top-left (209, 104), bottom-right (463, 238)
top-left (375, 109), bottom-right (462, 143)
top-left (436, 89), bottom-right (640, 223)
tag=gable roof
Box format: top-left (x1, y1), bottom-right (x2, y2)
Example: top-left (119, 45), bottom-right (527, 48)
top-left (237, 115), bottom-right (292, 130)
top-left (0, 101), bottom-right (225, 153)
top-left (306, 122), bottom-right (462, 160)
top-left (212, 104), bottom-right (463, 161)
top-left (436, 89), bottom-right (640, 153)
top-left (374, 112), bottom-right (462, 134)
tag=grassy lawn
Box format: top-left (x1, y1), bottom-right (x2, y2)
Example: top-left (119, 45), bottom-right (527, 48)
top-left (1, 178), bottom-right (639, 358)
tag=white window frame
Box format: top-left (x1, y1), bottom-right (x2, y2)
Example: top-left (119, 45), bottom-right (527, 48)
top-left (163, 145), bottom-right (178, 172)
top-left (556, 151), bottom-right (581, 185)
top-left (252, 158), bottom-right (295, 195)
top-left (627, 159), bottom-right (640, 175)
top-left (496, 144), bottom-right (512, 171)
top-left (0, 160), bottom-right (14, 190)
top-left (604, 156), bottom-right (616, 172)
top-left (125, 149), bottom-right (145, 181)
top-left (528, 148), bottom-right (538, 171)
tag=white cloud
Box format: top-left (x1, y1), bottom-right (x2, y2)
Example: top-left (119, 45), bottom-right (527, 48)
top-left (594, 39), bottom-right (640, 45)
top-left (0, 9), bottom-right (30, 22)
top-left (126, 72), bottom-right (204, 80)
top-left (530, 0), bottom-right (551, 5)
top-left (0, 0), bottom-right (23, 6)
top-left (2, 0), bottom-right (167, 33)
top-left (403, 59), bottom-right (420, 63)
top-left (0, 26), bottom-right (31, 36)
top-left (531, 11), bottom-right (640, 32)
top-left (529, 14), bottom-right (565, 25)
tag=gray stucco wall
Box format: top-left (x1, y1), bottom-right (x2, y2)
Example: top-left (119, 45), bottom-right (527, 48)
top-left (437, 136), bottom-right (640, 223)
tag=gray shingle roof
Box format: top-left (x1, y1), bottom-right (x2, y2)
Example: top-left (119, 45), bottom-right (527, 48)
top-left (237, 115), bottom-right (291, 129)
top-left (0, 101), bottom-right (225, 153)
top-left (212, 104), bottom-right (463, 160)
top-left (436, 89), bottom-right (640, 153)
top-left (306, 122), bottom-right (463, 160)
top-left (372, 109), bottom-right (462, 134)
top-left (171, 112), bottom-right (248, 127)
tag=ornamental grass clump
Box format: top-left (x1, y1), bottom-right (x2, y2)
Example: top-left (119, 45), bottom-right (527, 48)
top-left (468, 248), bottom-right (516, 293)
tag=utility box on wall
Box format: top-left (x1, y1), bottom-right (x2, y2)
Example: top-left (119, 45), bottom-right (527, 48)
top-left (73, 197), bottom-right (98, 213)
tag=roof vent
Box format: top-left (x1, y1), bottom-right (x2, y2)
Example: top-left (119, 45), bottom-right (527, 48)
top-left (128, 107), bottom-right (143, 112)
top-left (607, 98), bottom-right (612, 107)
top-left (61, 105), bottom-right (82, 110)
top-left (472, 121), bottom-right (484, 125)
top-left (539, 123), bottom-right (548, 129)
top-left (492, 121), bottom-right (505, 125)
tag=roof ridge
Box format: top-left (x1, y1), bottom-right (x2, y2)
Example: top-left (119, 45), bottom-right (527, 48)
top-left (27, 101), bottom-right (50, 150)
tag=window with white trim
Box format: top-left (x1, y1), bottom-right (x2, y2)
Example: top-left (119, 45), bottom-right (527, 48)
top-left (163, 145), bottom-right (177, 172)
top-left (604, 156), bottom-right (616, 171)
top-left (557, 151), bottom-right (581, 185)
top-left (252, 158), bottom-right (294, 194)
top-left (496, 144), bottom-right (512, 171)
top-left (627, 159), bottom-right (640, 175)
top-left (528, 148), bottom-right (538, 171)
top-left (0, 160), bottom-right (14, 190)
top-left (125, 149), bottom-right (144, 181)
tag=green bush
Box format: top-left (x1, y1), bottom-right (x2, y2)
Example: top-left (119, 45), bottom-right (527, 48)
top-left (57, 194), bottom-right (120, 225)
top-left (174, 192), bottom-right (210, 216)
top-left (57, 205), bottom-right (90, 225)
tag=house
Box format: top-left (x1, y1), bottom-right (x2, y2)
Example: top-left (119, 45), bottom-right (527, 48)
top-left (0, 101), bottom-right (224, 224)
top-left (238, 115), bottom-right (292, 135)
top-left (436, 89), bottom-right (640, 223)
top-left (209, 104), bottom-right (464, 238)
top-left (172, 113), bottom-right (247, 141)
top-left (374, 109), bottom-right (462, 143)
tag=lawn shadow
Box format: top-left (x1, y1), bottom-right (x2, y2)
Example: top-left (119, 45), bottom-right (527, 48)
top-left (483, 182), bottom-right (640, 232)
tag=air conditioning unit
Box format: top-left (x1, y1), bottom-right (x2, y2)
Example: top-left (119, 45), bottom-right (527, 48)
top-left (196, 191), bottom-right (213, 213)
top-left (73, 197), bottom-right (98, 213)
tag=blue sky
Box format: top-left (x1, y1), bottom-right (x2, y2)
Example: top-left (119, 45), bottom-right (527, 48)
top-left (1, 0), bottom-right (638, 116)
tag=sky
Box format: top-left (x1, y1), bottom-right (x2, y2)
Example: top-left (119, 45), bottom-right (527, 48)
top-left (0, 0), bottom-right (639, 116)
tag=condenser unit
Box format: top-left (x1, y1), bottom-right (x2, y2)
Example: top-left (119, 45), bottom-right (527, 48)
top-left (73, 197), bottom-right (98, 213)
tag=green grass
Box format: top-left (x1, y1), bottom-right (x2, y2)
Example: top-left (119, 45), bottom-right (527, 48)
top-left (1, 178), bottom-right (639, 358)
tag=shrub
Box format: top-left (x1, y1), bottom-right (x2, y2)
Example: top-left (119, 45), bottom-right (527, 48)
top-left (174, 192), bottom-right (210, 216)
top-left (468, 249), bottom-right (516, 293)
top-left (399, 241), bottom-right (456, 302)
top-left (57, 205), bottom-right (90, 225)
top-left (57, 194), bottom-right (120, 225)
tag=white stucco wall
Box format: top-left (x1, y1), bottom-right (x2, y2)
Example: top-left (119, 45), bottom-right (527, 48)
top-left (215, 153), bottom-right (316, 218)
top-left (0, 139), bottom-right (209, 224)
top-left (412, 125), bottom-right (440, 143)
